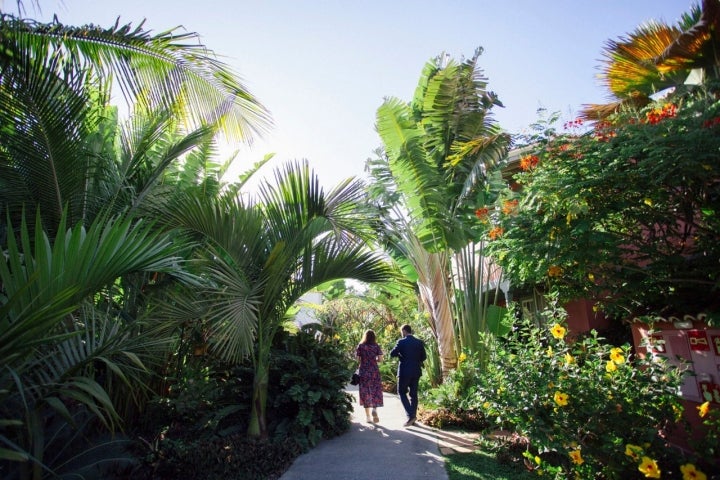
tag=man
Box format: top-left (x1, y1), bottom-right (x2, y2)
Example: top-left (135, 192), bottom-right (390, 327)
top-left (389, 324), bottom-right (427, 427)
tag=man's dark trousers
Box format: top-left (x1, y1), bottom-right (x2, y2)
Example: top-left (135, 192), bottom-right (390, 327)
top-left (390, 333), bottom-right (426, 421)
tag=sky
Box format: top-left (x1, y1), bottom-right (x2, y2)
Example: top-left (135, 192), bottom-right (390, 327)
top-left (3, 0), bottom-right (695, 190)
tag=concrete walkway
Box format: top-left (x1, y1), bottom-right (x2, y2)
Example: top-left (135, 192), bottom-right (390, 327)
top-left (279, 385), bottom-right (478, 480)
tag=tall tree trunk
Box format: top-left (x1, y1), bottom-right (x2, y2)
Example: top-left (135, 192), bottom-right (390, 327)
top-left (410, 238), bottom-right (457, 379)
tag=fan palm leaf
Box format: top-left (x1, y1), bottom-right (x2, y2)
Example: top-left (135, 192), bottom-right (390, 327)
top-left (0, 13), bottom-right (270, 230)
top-left (580, 2), bottom-right (717, 120)
top-left (159, 160), bottom-right (394, 438)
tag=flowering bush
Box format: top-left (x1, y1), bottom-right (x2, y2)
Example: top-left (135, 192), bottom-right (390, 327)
top-left (490, 89), bottom-right (720, 320)
top-left (476, 296), bottom-right (692, 479)
top-left (690, 400), bottom-right (720, 474)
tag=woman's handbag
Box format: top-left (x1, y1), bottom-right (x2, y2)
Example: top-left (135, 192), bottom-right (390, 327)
top-left (350, 370), bottom-right (360, 385)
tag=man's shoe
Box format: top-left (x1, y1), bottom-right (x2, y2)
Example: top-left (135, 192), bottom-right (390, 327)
top-left (403, 417), bottom-right (416, 427)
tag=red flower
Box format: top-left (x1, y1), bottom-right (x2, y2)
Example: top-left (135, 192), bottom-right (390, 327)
top-left (474, 207), bottom-right (489, 220)
top-left (563, 118), bottom-right (584, 130)
top-left (703, 116), bottom-right (720, 128)
top-left (645, 103), bottom-right (677, 125)
top-left (593, 120), bottom-right (616, 142)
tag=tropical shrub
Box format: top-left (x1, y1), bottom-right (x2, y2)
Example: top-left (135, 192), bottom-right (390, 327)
top-left (490, 88), bottom-right (720, 321)
top-left (266, 327), bottom-right (354, 450)
top-left (477, 297), bottom-right (695, 479)
top-left (127, 328), bottom-right (352, 479)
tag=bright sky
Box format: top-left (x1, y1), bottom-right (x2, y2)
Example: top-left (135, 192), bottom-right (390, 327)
top-left (5, 0), bottom-right (694, 189)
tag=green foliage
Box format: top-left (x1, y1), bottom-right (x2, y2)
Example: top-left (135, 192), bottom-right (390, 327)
top-left (424, 350), bottom-right (485, 413)
top-left (476, 297), bottom-right (691, 479)
top-left (445, 450), bottom-right (536, 480)
top-left (315, 287), bottom-right (426, 388)
top-left (268, 328), bottom-right (354, 450)
top-left (128, 328), bottom-right (351, 479)
top-left (492, 89), bottom-right (720, 320)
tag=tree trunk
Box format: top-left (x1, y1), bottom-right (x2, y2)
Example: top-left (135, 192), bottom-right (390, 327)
top-left (247, 353), bottom-right (269, 440)
top-left (416, 249), bottom-right (457, 379)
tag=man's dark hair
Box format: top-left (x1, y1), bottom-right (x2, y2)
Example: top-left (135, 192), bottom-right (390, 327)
top-left (401, 324), bottom-right (412, 334)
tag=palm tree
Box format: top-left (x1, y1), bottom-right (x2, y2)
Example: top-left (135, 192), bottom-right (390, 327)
top-left (0, 210), bottom-right (196, 478)
top-left (0, 12), bottom-right (272, 475)
top-left (0, 13), bottom-right (270, 230)
top-left (160, 160), bottom-right (395, 439)
top-left (581, 1), bottom-right (720, 120)
top-left (371, 48), bottom-right (510, 378)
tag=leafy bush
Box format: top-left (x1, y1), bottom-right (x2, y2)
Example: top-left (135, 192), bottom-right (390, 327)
top-left (123, 327), bottom-right (352, 479)
top-left (490, 89), bottom-right (720, 320)
top-left (477, 298), bottom-right (695, 479)
top-left (266, 327), bottom-right (353, 450)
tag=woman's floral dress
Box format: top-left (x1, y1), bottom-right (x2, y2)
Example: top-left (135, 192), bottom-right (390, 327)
top-left (356, 342), bottom-right (384, 408)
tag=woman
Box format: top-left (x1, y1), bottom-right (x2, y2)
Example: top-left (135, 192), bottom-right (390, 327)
top-left (356, 329), bottom-right (384, 423)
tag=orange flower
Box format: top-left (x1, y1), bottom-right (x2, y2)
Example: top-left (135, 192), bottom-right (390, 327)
top-left (568, 449), bottom-right (584, 465)
top-left (645, 103), bottom-right (677, 125)
top-left (488, 226), bottom-right (504, 240)
top-left (502, 199), bottom-right (518, 214)
top-left (547, 265), bottom-right (563, 277)
top-left (520, 154), bottom-right (539, 171)
top-left (697, 401), bottom-right (710, 418)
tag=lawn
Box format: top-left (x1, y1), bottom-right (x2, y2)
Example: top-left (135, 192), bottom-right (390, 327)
top-left (445, 449), bottom-right (536, 480)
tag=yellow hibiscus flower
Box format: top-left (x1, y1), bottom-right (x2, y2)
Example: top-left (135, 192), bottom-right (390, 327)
top-left (697, 401), bottom-right (710, 418)
top-left (554, 391), bottom-right (569, 407)
top-left (680, 463), bottom-right (707, 480)
top-left (625, 444), bottom-right (643, 460)
top-left (638, 456), bottom-right (661, 479)
top-left (564, 353), bottom-right (575, 365)
top-left (550, 323), bottom-right (566, 340)
top-left (610, 347), bottom-right (625, 364)
top-left (605, 360), bottom-right (617, 373)
top-left (568, 449), bottom-right (583, 465)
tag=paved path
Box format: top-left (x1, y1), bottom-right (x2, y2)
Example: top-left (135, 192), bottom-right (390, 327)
top-left (279, 385), bottom-right (477, 480)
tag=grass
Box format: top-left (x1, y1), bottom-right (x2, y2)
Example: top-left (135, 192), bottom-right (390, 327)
top-left (445, 449), bottom-right (536, 480)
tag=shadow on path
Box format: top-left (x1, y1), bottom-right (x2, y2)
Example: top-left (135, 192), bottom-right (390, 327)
top-left (279, 386), bottom-right (448, 480)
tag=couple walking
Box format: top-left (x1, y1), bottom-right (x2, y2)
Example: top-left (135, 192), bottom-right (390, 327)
top-left (355, 324), bottom-right (427, 427)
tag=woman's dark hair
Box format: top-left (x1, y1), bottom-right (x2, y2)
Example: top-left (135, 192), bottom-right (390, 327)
top-left (360, 329), bottom-right (376, 345)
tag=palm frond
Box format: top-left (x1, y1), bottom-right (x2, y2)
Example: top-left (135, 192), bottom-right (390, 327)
top-left (657, 2), bottom-right (711, 72)
top-left (0, 14), bottom-right (271, 142)
top-left (0, 209), bottom-right (194, 367)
